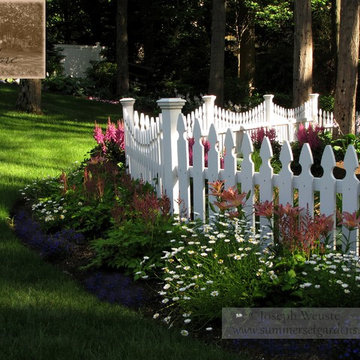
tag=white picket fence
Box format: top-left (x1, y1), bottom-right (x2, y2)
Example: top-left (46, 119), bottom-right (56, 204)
top-left (120, 96), bottom-right (360, 255)
top-left (184, 94), bottom-right (320, 142)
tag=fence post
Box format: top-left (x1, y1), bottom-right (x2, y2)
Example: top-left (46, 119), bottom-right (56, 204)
top-left (202, 95), bottom-right (216, 131)
top-left (263, 94), bottom-right (274, 129)
top-left (120, 98), bottom-right (136, 170)
top-left (157, 98), bottom-right (186, 214)
top-left (309, 93), bottom-right (319, 123)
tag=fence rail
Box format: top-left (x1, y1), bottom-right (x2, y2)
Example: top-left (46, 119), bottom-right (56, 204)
top-left (121, 96), bottom-right (360, 255)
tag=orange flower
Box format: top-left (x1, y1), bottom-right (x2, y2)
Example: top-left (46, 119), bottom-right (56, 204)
top-left (214, 201), bottom-right (231, 211)
top-left (221, 187), bottom-right (247, 208)
top-left (341, 211), bottom-right (360, 229)
top-left (209, 180), bottom-right (224, 197)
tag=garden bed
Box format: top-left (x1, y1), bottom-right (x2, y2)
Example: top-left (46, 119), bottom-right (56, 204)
top-left (11, 119), bottom-right (360, 360)
top-left (12, 204), bottom-right (344, 360)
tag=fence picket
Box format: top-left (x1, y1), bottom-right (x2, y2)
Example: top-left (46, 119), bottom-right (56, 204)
top-left (259, 137), bottom-right (274, 235)
top-left (223, 128), bottom-right (236, 189)
top-left (298, 144), bottom-right (314, 216)
top-left (207, 124), bottom-right (220, 220)
top-left (342, 145), bottom-right (360, 253)
top-left (239, 133), bottom-right (255, 226)
top-left (278, 141), bottom-right (294, 206)
top-left (177, 114), bottom-right (191, 219)
top-left (320, 145), bottom-right (337, 249)
top-left (192, 118), bottom-right (206, 221)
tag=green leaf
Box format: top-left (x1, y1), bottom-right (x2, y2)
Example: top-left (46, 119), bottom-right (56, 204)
top-left (287, 269), bottom-right (296, 278)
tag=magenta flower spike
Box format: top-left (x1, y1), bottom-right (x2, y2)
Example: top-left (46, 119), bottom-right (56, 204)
top-left (105, 118), bottom-right (117, 142)
top-left (93, 122), bottom-right (105, 145)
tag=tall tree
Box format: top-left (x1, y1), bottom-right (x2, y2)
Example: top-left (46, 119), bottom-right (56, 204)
top-left (334, 0), bottom-right (359, 135)
top-left (116, 0), bottom-right (129, 97)
top-left (226, 1), bottom-right (255, 97)
top-left (292, 0), bottom-right (313, 107)
top-left (331, 0), bottom-right (341, 71)
top-left (16, 80), bottom-right (42, 114)
top-left (209, 0), bottom-right (226, 106)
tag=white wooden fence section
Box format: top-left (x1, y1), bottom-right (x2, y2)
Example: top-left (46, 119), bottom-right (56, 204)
top-left (121, 97), bottom-right (360, 255)
top-left (184, 94), bottom-right (319, 144)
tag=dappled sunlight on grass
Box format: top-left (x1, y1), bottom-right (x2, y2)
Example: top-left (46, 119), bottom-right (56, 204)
top-left (0, 84), bottom-right (248, 360)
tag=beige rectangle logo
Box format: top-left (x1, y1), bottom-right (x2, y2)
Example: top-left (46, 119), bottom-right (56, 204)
top-left (0, 0), bottom-right (45, 79)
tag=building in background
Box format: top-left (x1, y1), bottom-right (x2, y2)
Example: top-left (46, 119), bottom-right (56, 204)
top-left (55, 43), bottom-right (105, 78)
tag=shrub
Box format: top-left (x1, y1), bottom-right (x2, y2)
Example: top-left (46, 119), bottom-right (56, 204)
top-left (43, 75), bottom-right (94, 97)
top-left (85, 61), bottom-right (117, 100)
top-left (87, 189), bottom-right (183, 274)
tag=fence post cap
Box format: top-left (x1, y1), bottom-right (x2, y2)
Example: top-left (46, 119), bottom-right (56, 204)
top-left (263, 94), bottom-right (274, 100)
top-left (120, 98), bottom-right (136, 105)
top-left (202, 95), bottom-right (216, 102)
top-left (157, 98), bottom-right (186, 109)
top-left (309, 93), bottom-right (319, 99)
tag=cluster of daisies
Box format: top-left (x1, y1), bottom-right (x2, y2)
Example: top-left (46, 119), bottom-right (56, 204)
top-left (139, 214), bottom-right (277, 336)
top-left (138, 213), bottom-right (360, 337)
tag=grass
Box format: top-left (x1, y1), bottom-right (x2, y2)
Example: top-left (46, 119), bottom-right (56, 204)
top-left (0, 83), bottom-right (250, 360)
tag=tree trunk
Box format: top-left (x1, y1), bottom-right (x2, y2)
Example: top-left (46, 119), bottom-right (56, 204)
top-left (334, 0), bottom-right (360, 135)
top-left (116, 0), bottom-right (129, 97)
top-left (16, 79), bottom-right (42, 114)
top-left (239, 23), bottom-right (255, 97)
top-left (209, 0), bottom-right (226, 107)
top-left (331, 0), bottom-right (341, 93)
top-left (292, 0), bottom-right (313, 107)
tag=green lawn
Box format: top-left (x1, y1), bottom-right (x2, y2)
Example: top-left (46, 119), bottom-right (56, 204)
top-left (0, 83), bottom-right (249, 360)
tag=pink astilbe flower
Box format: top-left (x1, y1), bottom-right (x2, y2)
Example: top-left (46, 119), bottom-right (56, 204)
top-left (104, 117), bottom-right (117, 142)
top-left (115, 121), bottom-right (125, 151)
top-left (220, 156), bottom-right (224, 169)
top-left (251, 127), bottom-right (277, 146)
top-left (188, 137), bottom-right (224, 168)
top-left (94, 122), bottom-right (105, 145)
top-left (296, 123), bottom-right (324, 150)
top-left (188, 137), bottom-right (195, 166)
top-left (93, 118), bottom-right (125, 156)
